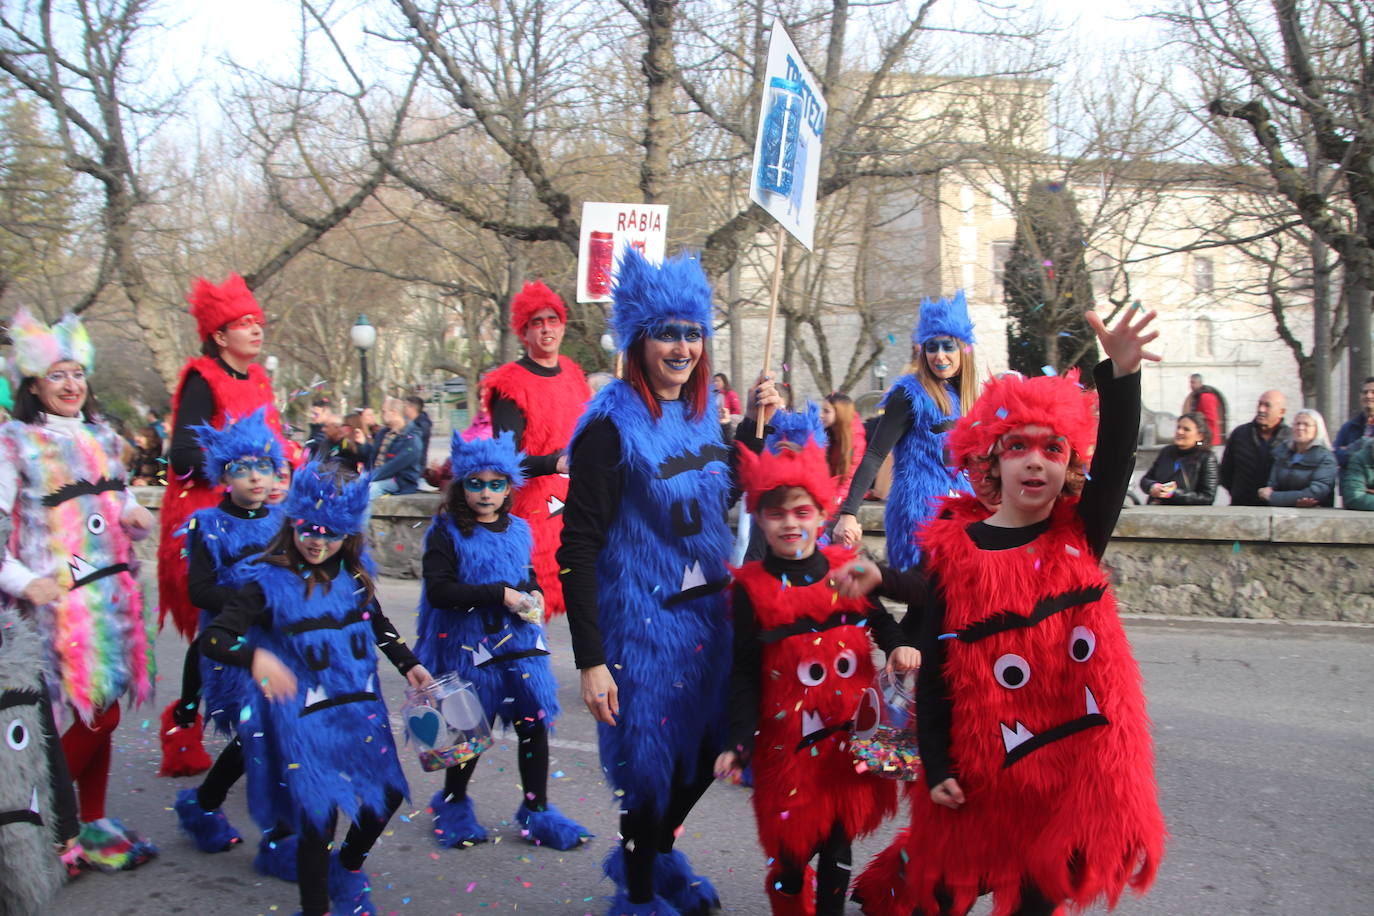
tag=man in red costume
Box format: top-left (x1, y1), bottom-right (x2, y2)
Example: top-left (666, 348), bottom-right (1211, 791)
top-left (156, 273), bottom-right (293, 775)
top-left (483, 282), bottom-right (590, 619)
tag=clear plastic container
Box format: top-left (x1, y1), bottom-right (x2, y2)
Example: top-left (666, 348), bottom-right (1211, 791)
top-left (401, 672), bottom-right (493, 772)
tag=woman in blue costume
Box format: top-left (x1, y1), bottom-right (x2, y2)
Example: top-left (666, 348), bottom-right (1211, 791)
top-left (417, 431), bottom-right (590, 851)
top-left (833, 292), bottom-right (980, 569)
top-left (558, 248), bottom-right (780, 916)
top-left (200, 462), bottom-right (434, 916)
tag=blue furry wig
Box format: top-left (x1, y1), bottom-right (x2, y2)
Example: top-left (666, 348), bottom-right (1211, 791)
top-left (765, 401), bottom-right (829, 453)
top-left (191, 406), bottom-right (286, 480)
top-left (281, 459), bottom-right (371, 538)
top-left (610, 247), bottom-right (715, 348)
top-left (448, 430), bottom-right (526, 488)
top-left (913, 290), bottom-right (975, 345)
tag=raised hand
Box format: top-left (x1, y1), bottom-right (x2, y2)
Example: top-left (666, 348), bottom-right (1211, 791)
top-left (1085, 305), bottom-right (1161, 377)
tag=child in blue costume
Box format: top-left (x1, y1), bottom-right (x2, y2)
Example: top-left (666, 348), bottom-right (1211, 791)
top-left (833, 292), bottom-right (980, 569)
top-left (417, 431), bottom-right (590, 851)
top-left (559, 248), bottom-right (782, 916)
top-left (170, 408), bottom-right (299, 877)
top-left (200, 462), bottom-right (434, 916)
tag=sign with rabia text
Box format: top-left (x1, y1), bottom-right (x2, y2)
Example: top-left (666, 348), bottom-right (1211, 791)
top-left (747, 19), bottom-right (826, 250)
top-left (576, 202), bottom-right (670, 303)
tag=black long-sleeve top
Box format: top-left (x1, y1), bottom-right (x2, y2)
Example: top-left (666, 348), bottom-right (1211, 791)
top-left (199, 554), bottom-right (420, 676)
top-left (838, 386), bottom-right (917, 517)
top-left (725, 549), bottom-right (911, 760)
top-left (490, 357), bottom-right (564, 478)
top-left (169, 360), bottom-right (249, 481)
top-left (879, 361), bottom-right (1140, 787)
top-left (186, 497), bottom-right (275, 616)
top-left (421, 514), bottom-right (540, 611)
top-left (558, 408), bottom-right (766, 671)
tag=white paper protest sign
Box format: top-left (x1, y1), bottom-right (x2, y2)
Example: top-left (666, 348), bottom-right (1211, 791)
top-left (576, 202), bottom-right (669, 303)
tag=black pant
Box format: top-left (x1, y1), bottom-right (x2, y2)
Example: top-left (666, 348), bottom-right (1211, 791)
top-left (442, 718), bottom-right (549, 809)
top-left (618, 737), bottom-right (717, 903)
top-left (775, 820), bottom-right (851, 915)
top-left (922, 882), bottom-right (1060, 916)
top-left (172, 642), bottom-right (202, 727)
top-left (297, 787), bottom-right (404, 916)
top-left (196, 737), bottom-right (243, 810)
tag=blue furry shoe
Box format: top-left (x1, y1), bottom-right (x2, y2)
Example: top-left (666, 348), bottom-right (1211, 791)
top-left (655, 848), bottom-right (720, 916)
top-left (174, 788), bottom-right (243, 853)
top-left (606, 890), bottom-right (682, 916)
top-left (430, 789), bottom-right (487, 848)
top-left (328, 855), bottom-right (375, 915)
top-left (254, 833), bottom-right (299, 882)
top-left (515, 802), bottom-right (592, 850)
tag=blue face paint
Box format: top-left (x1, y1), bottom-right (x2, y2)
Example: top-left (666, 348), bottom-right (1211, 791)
top-left (649, 321), bottom-right (704, 344)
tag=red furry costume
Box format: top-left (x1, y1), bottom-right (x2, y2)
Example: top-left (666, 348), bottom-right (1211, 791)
top-left (853, 371), bottom-right (1165, 916)
top-left (484, 283), bottom-right (590, 619)
top-left (734, 442), bottom-right (899, 913)
top-left (157, 277), bottom-right (287, 640)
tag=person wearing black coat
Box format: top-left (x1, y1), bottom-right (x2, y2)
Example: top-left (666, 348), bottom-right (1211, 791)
top-left (1141, 412), bottom-right (1218, 505)
top-left (1219, 389), bottom-right (1291, 506)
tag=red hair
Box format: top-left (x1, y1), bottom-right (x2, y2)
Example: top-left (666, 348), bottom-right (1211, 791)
top-left (510, 281), bottom-right (567, 335)
top-left (623, 337), bottom-right (712, 422)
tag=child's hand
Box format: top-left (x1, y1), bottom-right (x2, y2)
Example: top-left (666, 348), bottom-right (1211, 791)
top-left (713, 750), bottom-right (743, 784)
top-left (1085, 305), bottom-right (1161, 378)
top-left (930, 777), bottom-right (966, 810)
top-left (121, 503), bottom-right (154, 539)
top-left (251, 650), bottom-right (297, 703)
top-left (503, 587), bottom-right (525, 608)
top-left (833, 514), bottom-right (862, 548)
top-left (21, 576), bottom-right (63, 606)
top-left (406, 665), bottom-right (436, 691)
top-left (833, 560), bottom-right (881, 597)
top-left (581, 665), bottom-right (619, 726)
top-left (887, 646), bottom-right (921, 673)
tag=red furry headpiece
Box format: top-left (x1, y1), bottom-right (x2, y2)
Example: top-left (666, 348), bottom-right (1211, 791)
top-left (737, 441), bottom-right (838, 514)
top-left (949, 370), bottom-right (1098, 489)
top-left (187, 273), bottom-right (263, 342)
top-left (509, 281), bottom-right (567, 335)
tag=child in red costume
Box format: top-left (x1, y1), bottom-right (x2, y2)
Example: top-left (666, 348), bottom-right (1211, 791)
top-left (840, 308), bottom-right (1167, 916)
top-left (483, 282), bottom-right (590, 620)
top-left (717, 429), bottom-right (919, 916)
top-left (157, 274), bottom-right (294, 776)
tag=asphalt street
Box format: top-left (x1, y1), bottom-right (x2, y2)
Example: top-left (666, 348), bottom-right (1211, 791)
top-left (50, 578), bottom-right (1374, 915)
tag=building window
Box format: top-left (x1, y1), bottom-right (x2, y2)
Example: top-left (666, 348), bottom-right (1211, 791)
top-left (992, 240), bottom-right (1014, 288)
top-left (1090, 254), bottom-right (1113, 296)
top-left (1193, 255), bottom-right (1214, 293)
top-left (1195, 318), bottom-right (1214, 359)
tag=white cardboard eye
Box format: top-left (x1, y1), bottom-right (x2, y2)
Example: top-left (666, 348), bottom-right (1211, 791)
top-left (441, 688), bottom-right (485, 731)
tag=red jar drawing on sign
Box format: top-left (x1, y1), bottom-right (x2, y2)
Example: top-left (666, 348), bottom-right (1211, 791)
top-left (587, 231), bottom-right (614, 296)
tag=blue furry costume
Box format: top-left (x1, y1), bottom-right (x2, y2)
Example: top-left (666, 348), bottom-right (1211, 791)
top-left (880, 291), bottom-right (975, 570)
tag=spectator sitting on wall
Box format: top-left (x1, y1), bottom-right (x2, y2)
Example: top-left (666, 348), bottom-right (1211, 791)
top-left (129, 425), bottom-right (166, 486)
top-left (1181, 373), bottom-right (1226, 445)
top-left (303, 397), bottom-right (333, 456)
top-left (1340, 438), bottom-right (1374, 511)
top-left (367, 396), bottom-right (422, 498)
top-left (404, 394), bottom-right (432, 474)
top-left (1258, 408), bottom-right (1337, 508)
top-left (1219, 389), bottom-right (1290, 506)
top-left (1332, 376), bottom-right (1374, 469)
top-left (1140, 412), bottom-right (1218, 505)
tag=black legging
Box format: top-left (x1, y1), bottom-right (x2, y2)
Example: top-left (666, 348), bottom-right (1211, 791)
top-left (196, 737), bottom-right (243, 810)
top-left (618, 736), bottom-right (717, 903)
top-left (922, 882), bottom-right (1060, 916)
top-left (297, 787), bottom-right (404, 916)
top-left (775, 820), bottom-right (852, 915)
top-left (172, 642), bottom-right (202, 727)
top-left (443, 718), bottom-right (549, 810)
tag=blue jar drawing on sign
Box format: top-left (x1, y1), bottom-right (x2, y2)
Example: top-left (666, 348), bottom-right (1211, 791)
top-left (757, 77), bottom-right (803, 198)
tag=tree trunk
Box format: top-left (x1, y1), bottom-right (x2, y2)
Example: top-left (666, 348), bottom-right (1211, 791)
top-left (1349, 276), bottom-right (1372, 415)
top-left (639, 0), bottom-right (675, 204)
top-left (1311, 234), bottom-right (1332, 418)
top-left (728, 262), bottom-right (742, 390)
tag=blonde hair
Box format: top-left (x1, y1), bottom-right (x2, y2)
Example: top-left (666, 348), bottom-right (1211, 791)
top-left (906, 341), bottom-right (981, 416)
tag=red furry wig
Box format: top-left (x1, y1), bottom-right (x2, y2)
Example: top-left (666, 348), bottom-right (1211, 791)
top-left (187, 273), bottom-right (263, 342)
top-left (949, 370), bottom-right (1098, 501)
top-left (509, 281), bottom-right (567, 335)
top-left (737, 441), bottom-right (838, 514)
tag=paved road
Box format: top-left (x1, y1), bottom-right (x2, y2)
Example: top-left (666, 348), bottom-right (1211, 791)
top-left (51, 579), bottom-right (1374, 915)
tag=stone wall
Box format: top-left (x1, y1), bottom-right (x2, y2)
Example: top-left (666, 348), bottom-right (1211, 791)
top-left (131, 489), bottom-right (1374, 622)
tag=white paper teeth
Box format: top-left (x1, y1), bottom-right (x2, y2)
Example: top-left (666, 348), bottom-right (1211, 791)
top-left (1000, 720), bottom-right (1035, 754)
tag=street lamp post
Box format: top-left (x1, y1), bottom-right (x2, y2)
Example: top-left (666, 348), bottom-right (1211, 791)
top-left (350, 315), bottom-right (377, 409)
top-left (873, 361), bottom-right (888, 393)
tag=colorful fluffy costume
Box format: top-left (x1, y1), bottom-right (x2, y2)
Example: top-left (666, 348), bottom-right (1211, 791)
top-left (415, 432), bottom-right (589, 851)
top-left (0, 310), bottom-right (155, 724)
top-left (878, 291), bottom-right (975, 570)
top-left (852, 371), bottom-right (1165, 916)
top-left (483, 281), bottom-right (591, 620)
top-left (159, 274), bottom-right (288, 641)
top-left (0, 611), bottom-right (69, 916)
top-left (732, 425), bottom-right (899, 915)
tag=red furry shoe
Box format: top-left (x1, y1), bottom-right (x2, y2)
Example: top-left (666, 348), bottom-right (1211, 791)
top-left (767, 867), bottom-right (816, 916)
top-left (157, 700), bottom-right (212, 777)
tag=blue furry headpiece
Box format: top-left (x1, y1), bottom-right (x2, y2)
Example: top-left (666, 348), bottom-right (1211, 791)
top-left (765, 401), bottom-right (829, 453)
top-left (610, 247), bottom-right (715, 349)
top-left (192, 407), bottom-right (285, 480)
top-left (448, 430), bottom-right (526, 488)
top-left (281, 460), bottom-right (370, 538)
top-left (913, 290), bottom-right (975, 345)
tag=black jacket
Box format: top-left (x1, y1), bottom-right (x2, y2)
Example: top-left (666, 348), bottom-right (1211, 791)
top-left (1140, 445), bottom-right (1218, 505)
top-left (1219, 420), bottom-right (1290, 506)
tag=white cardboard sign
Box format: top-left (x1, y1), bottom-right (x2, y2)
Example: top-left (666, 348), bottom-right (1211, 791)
top-left (576, 202), bottom-right (669, 303)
